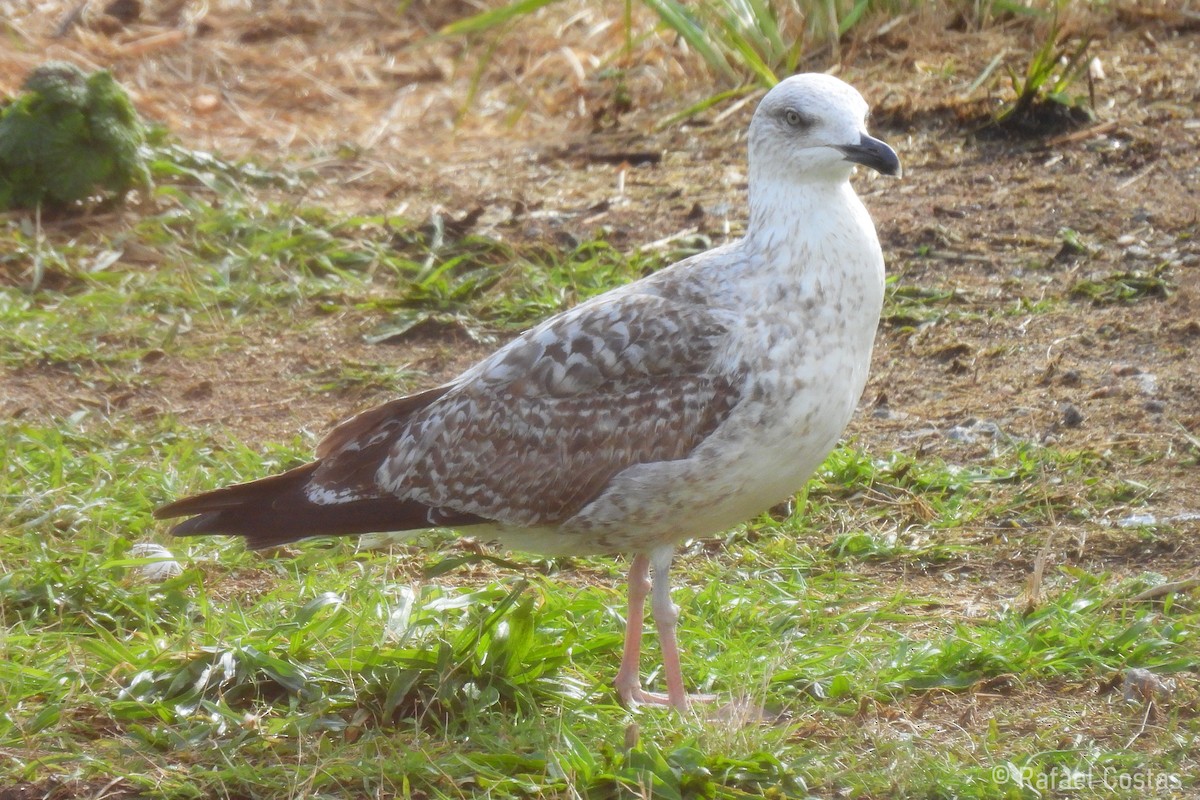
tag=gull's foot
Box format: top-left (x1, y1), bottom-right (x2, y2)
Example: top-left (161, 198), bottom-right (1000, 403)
top-left (617, 684), bottom-right (781, 725)
top-left (617, 684), bottom-right (717, 711)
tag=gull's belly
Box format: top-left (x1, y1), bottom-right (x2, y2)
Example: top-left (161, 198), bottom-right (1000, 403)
top-left (673, 337), bottom-right (871, 532)
top-left (550, 309), bottom-right (878, 554)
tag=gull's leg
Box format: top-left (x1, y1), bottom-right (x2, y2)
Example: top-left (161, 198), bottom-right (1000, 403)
top-left (648, 545), bottom-right (689, 711)
top-left (615, 553), bottom-right (666, 707)
top-left (615, 547), bottom-right (714, 710)
top-left (649, 545), bottom-right (718, 711)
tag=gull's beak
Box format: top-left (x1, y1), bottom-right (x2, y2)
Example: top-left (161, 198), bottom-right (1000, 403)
top-left (836, 133), bottom-right (901, 177)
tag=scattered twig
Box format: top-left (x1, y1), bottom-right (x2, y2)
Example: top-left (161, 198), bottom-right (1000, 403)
top-left (117, 29), bottom-right (187, 58)
top-left (1104, 576), bottom-right (1200, 608)
top-left (1023, 530), bottom-right (1054, 613)
top-left (1116, 164), bottom-right (1157, 192)
top-left (1043, 119), bottom-right (1118, 148)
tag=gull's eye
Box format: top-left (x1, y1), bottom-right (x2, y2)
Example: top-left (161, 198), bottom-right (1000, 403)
top-left (784, 109), bottom-right (803, 127)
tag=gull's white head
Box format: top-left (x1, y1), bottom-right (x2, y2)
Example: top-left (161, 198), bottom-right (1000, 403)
top-left (748, 73), bottom-right (900, 184)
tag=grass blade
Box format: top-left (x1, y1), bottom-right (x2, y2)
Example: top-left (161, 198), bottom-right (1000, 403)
top-left (641, 0), bottom-right (738, 83)
top-left (438, 0), bottom-right (562, 37)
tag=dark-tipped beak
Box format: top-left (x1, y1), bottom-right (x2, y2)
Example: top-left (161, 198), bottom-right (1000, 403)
top-left (836, 133), bottom-right (901, 177)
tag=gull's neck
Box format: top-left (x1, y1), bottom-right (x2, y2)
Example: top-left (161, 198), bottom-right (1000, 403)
top-left (744, 168), bottom-right (862, 253)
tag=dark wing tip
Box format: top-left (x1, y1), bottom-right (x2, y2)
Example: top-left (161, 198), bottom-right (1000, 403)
top-left (166, 511), bottom-right (221, 537)
top-left (153, 461), bottom-right (322, 521)
top-left (156, 459), bottom-right (489, 549)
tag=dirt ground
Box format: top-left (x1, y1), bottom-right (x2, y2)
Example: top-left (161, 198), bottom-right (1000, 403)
top-left (3, 2), bottom-right (1198, 568)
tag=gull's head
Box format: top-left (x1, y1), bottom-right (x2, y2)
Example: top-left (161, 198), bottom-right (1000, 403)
top-left (748, 73), bottom-right (900, 184)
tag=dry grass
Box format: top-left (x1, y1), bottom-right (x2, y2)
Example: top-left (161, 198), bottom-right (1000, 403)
top-left (4, 0), bottom-right (718, 157)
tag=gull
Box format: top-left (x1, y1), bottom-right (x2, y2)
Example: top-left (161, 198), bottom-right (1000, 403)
top-left (155, 73), bottom-right (900, 712)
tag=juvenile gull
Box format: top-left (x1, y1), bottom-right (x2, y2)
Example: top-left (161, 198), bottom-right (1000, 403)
top-left (155, 73), bottom-right (900, 711)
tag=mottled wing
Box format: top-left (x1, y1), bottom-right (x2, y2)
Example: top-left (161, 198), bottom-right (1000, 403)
top-left (315, 292), bottom-right (744, 528)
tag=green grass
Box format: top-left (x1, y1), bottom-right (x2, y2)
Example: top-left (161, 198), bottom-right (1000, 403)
top-left (2, 142), bottom-right (1198, 798)
top-left (881, 279), bottom-right (971, 330)
top-left (0, 155), bottom-right (671, 374)
top-left (443, 0), bottom-right (919, 93)
top-left (987, 0), bottom-right (1096, 129)
top-left (1, 412), bottom-right (1197, 798)
top-left (438, 0), bottom-right (1109, 126)
top-left (1070, 264), bottom-right (1174, 306)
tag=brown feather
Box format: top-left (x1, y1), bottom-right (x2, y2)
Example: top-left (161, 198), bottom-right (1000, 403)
top-left (315, 385), bottom-right (451, 458)
top-left (155, 461), bottom-right (486, 549)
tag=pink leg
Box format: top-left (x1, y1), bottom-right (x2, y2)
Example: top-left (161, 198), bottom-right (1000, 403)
top-left (649, 546), bottom-right (689, 711)
top-left (615, 547), bottom-right (713, 711)
top-left (614, 553), bottom-right (653, 706)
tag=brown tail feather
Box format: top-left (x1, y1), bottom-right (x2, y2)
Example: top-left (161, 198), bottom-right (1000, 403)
top-left (154, 461), bottom-right (486, 550)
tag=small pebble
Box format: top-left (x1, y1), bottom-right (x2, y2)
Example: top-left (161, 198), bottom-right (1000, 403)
top-left (1122, 667), bottom-right (1172, 704)
top-left (1061, 403), bottom-right (1084, 428)
top-left (192, 93), bottom-right (221, 114)
top-left (1135, 373), bottom-right (1158, 395)
top-left (947, 426), bottom-right (975, 443)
